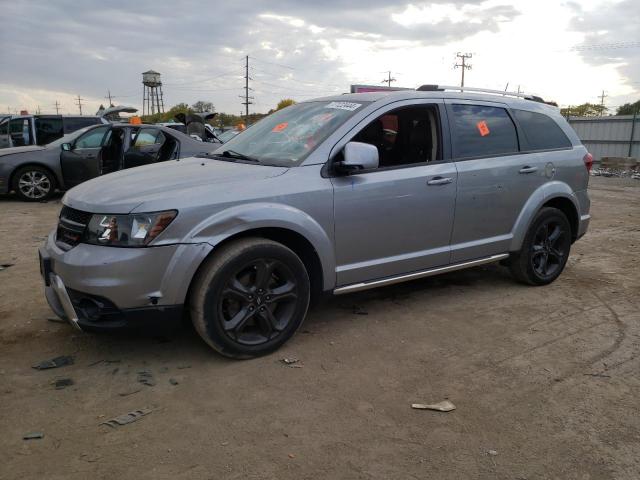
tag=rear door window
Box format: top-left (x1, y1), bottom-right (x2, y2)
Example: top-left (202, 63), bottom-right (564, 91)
top-left (35, 117), bottom-right (64, 145)
top-left (450, 104), bottom-right (518, 159)
top-left (133, 129), bottom-right (161, 147)
top-left (513, 109), bottom-right (572, 151)
top-left (63, 117), bottom-right (101, 133)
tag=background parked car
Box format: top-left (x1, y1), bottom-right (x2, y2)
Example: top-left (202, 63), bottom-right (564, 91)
top-left (0, 123), bottom-right (220, 201)
top-left (0, 106), bottom-right (137, 149)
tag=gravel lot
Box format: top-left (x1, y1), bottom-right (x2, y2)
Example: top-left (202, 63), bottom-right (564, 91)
top-left (0, 176), bottom-right (638, 480)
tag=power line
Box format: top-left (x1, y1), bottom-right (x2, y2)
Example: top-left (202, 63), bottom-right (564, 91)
top-left (381, 71), bottom-right (396, 87)
top-left (571, 41), bottom-right (640, 51)
top-left (454, 52), bottom-right (472, 87)
top-left (248, 56), bottom-right (295, 70)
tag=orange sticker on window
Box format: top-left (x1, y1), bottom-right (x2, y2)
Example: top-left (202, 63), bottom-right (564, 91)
top-left (272, 122), bottom-right (288, 132)
top-left (476, 120), bottom-right (490, 136)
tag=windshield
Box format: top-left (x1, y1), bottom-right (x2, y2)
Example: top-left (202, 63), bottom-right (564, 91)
top-left (218, 129), bottom-right (240, 143)
top-left (215, 100), bottom-right (369, 166)
top-left (46, 126), bottom-right (94, 148)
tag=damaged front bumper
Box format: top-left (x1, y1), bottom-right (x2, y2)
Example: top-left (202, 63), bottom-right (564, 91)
top-left (39, 230), bottom-right (213, 331)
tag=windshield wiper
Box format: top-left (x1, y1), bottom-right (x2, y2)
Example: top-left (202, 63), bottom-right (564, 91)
top-left (221, 149), bottom-right (260, 163)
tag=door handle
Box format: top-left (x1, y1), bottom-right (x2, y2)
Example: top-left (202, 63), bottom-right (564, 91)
top-left (519, 166), bottom-right (538, 174)
top-left (427, 176), bottom-right (453, 186)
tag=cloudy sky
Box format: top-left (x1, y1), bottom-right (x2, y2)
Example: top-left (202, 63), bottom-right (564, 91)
top-left (1, 0), bottom-right (638, 116)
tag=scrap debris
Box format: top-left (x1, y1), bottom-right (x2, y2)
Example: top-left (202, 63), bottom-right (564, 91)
top-left (169, 378), bottom-right (179, 386)
top-left (137, 369), bottom-right (156, 386)
top-left (411, 400), bottom-right (456, 412)
top-left (100, 408), bottom-right (152, 428)
top-left (280, 357), bottom-right (302, 368)
top-left (23, 432), bottom-right (44, 440)
top-left (32, 355), bottom-right (74, 370)
top-left (118, 389), bottom-right (141, 397)
top-left (53, 378), bottom-right (74, 390)
top-left (0, 263), bottom-right (14, 272)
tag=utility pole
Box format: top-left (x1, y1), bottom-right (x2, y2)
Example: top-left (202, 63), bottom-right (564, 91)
top-left (54, 101), bottom-right (60, 115)
top-left (106, 90), bottom-right (114, 107)
top-left (598, 90), bottom-right (608, 116)
top-left (36, 105), bottom-right (41, 115)
top-left (75, 95), bottom-right (84, 115)
top-left (454, 52), bottom-right (472, 87)
top-left (381, 71), bottom-right (396, 87)
top-left (239, 55), bottom-right (253, 122)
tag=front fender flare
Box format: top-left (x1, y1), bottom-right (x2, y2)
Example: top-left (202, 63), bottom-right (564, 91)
top-left (510, 181), bottom-right (579, 252)
top-left (187, 202), bottom-right (335, 290)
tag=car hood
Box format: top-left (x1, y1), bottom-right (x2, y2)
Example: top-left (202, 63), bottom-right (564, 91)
top-left (63, 156), bottom-right (289, 213)
top-left (0, 145), bottom-right (45, 157)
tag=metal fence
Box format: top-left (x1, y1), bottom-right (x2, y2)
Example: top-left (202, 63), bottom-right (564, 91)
top-left (567, 114), bottom-right (639, 161)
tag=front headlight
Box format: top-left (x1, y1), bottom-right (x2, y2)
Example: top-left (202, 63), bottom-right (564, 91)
top-left (82, 210), bottom-right (177, 247)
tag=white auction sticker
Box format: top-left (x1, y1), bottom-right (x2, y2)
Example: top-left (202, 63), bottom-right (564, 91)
top-left (325, 101), bottom-right (362, 111)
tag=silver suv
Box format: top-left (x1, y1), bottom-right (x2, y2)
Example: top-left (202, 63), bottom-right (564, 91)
top-left (39, 86), bottom-right (592, 358)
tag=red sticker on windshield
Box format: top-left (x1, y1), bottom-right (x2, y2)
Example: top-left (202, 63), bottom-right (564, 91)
top-left (477, 120), bottom-right (490, 136)
top-left (272, 122), bottom-right (288, 132)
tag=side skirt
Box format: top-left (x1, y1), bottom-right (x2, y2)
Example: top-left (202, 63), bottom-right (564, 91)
top-left (333, 253), bottom-right (509, 295)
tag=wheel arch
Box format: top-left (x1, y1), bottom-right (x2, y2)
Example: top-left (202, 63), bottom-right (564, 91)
top-left (510, 182), bottom-right (580, 251)
top-left (9, 162), bottom-right (62, 192)
top-left (185, 227), bottom-right (325, 306)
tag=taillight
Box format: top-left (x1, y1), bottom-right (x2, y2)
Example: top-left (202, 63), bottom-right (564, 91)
top-left (583, 153), bottom-right (593, 172)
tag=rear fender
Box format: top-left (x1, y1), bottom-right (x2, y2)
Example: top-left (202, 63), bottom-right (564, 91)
top-left (510, 181), bottom-right (579, 252)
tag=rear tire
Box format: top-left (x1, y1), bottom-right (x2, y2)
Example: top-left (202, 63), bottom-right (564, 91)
top-left (509, 207), bottom-right (572, 286)
top-left (190, 237), bottom-right (310, 359)
top-left (12, 165), bottom-right (56, 202)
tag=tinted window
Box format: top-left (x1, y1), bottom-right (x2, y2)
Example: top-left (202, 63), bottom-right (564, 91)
top-left (451, 104), bottom-right (518, 159)
top-left (63, 117), bottom-right (101, 133)
top-left (513, 109), bottom-right (572, 150)
top-left (35, 117), bottom-right (64, 145)
top-left (75, 126), bottom-right (109, 148)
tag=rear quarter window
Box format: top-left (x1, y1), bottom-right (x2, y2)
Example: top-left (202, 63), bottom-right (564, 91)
top-left (450, 104), bottom-right (518, 159)
top-left (513, 109), bottom-right (572, 151)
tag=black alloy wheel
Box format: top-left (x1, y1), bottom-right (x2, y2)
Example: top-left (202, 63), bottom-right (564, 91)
top-left (509, 207), bottom-right (572, 285)
top-left (190, 237), bottom-right (310, 358)
top-left (218, 258), bottom-right (299, 346)
top-left (530, 219), bottom-right (569, 279)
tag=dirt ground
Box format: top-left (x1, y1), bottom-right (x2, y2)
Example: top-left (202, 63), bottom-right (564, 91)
top-left (0, 176), bottom-right (638, 480)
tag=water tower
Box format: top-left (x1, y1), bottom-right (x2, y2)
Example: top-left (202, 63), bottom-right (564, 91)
top-left (142, 70), bottom-right (164, 116)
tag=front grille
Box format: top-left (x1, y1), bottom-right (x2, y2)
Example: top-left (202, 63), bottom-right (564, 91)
top-left (56, 206), bottom-right (91, 250)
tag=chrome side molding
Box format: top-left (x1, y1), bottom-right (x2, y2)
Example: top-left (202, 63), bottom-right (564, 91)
top-left (333, 253), bottom-right (509, 295)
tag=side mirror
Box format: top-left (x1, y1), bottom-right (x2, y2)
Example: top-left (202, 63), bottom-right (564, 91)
top-left (336, 141), bottom-right (379, 174)
top-left (61, 143), bottom-right (72, 151)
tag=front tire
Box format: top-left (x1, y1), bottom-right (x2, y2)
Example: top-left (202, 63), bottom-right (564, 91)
top-left (190, 238), bottom-right (310, 358)
top-left (12, 166), bottom-right (56, 202)
top-left (509, 207), bottom-right (572, 286)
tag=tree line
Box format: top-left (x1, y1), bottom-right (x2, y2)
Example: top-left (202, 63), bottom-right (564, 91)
top-left (141, 98), bottom-right (297, 126)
